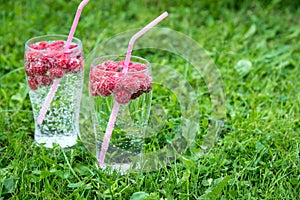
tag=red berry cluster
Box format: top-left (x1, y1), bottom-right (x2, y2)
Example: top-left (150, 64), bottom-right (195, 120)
top-left (90, 60), bottom-right (152, 104)
top-left (25, 40), bottom-right (84, 90)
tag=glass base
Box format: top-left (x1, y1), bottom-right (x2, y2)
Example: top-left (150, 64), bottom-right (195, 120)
top-left (35, 134), bottom-right (77, 148)
top-left (99, 162), bottom-right (141, 174)
top-left (95, 150), bottom-right (143, 174)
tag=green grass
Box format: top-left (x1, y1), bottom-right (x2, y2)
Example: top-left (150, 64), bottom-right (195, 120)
top-left (1, 0), bottom-right (300, 199)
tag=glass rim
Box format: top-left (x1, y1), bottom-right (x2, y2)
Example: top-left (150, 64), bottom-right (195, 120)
top-left (90, 55), bottom-right (151, 74)
top-left (25, 34), bottom-right (82, 51)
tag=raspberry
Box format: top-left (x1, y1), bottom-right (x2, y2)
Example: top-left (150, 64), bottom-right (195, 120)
top-left (117, 60), bottom-right (133, 68)
top-left (28, 76), bottom-right (39, 90)
top-left (25, 60), bottom-right (31, 68)
top-left (38, 41), bottom-right (48, 49)
top-left (69, 44), bottom-right (78, 49)
top-left (67, 57), bottom-right (82, 73)
top-left (89, 82), bottom-right (99, 96)
top-left (29, 44), bottom-right (41, 50)
top-left (121, 75), bottom-right (140, 93)
top-left (54, 53), bottom-right (70, 69)
top-left (48, 46), bottom-right (61, 51)
top-left (96, 81), bottom-right (111, 97)
top-left (49, 67), bottom-right (65, 79)
top-left (76, 53), bottom-right (84, 60)
top-left (90, 68), bottom-right (104, 83)
top-left (95, 64), bottom-right (106, 71)
top-left (37, 75), bottom-right (53, 86)
top-left (129, 63), bottom-right (147, 72)
top-left (124, 73), bottom-right (151, 92)
top-left (25, 67), bottom-right (34, 76)
top-left (48, 40), bottom-right (65, 49)
top-left (139, 75), bottom-right (152, 92)
top-left (31, 63), bottom-right (48, 76)
top-left (110, 75), bottom-right (124, 92)
top-left (40, 55), bottom-right (53, 68)
top-left (131, 90), bottom-right (144, 100)
top-left (114, 90), bottom-right (131, 104)
top-left (144, 83), bottom-right (152, 93)
top-left (104, 60), bottom-right (120, 72)
top-left (97, 76), bottom-right (122, 97)
top-left (63, 50), bottom-right (73, 55)
top-left (26, 51), bottom-right (40, 62)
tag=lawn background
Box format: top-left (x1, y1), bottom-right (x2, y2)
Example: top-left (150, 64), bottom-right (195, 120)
top-left (1, 0), bottom-right (300, 199)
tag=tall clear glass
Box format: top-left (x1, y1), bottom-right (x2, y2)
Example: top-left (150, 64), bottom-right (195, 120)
top-left (24, 34), bottom-right (84, 148)
top-left (89, 55), bottom-right (152, 173)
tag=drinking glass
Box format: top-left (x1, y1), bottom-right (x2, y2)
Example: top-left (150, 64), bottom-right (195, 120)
top-left (24, 34), bottom-right (84, 148)
top-left (89, 55), bottom-right (152, 172)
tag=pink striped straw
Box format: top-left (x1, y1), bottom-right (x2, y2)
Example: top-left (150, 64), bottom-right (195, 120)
top-left (37, 0), bottom-right (89, 125)
top-left (98, 11), bottom-right (168, 167)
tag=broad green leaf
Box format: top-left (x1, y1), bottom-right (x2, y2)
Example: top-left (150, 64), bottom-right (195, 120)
top-left (200, 176), bottom-right (231, 200)
top-left (244, 24), bottom-right (256, 39)
top-left (67, 181), bottom-right (84, 188)
top-left (130, 191), bottom-right (150, 200)
top-left (234, 59), bottom-right (252, 76)
top-left (3, 176), bottom-right (15, 193)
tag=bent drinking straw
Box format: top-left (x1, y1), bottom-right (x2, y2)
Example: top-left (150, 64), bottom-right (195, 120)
top-left (37, 0), bottom-right (89, 125)
top-left (98, 11), bottom-right (168, 167)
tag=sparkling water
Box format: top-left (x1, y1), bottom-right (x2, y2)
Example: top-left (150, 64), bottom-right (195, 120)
top-left (29, 72), bottom-right (83, 148)
top-left (93, 92), bottom-right (151, 173)
top-left (89, 55), bottom-right (152, 173)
